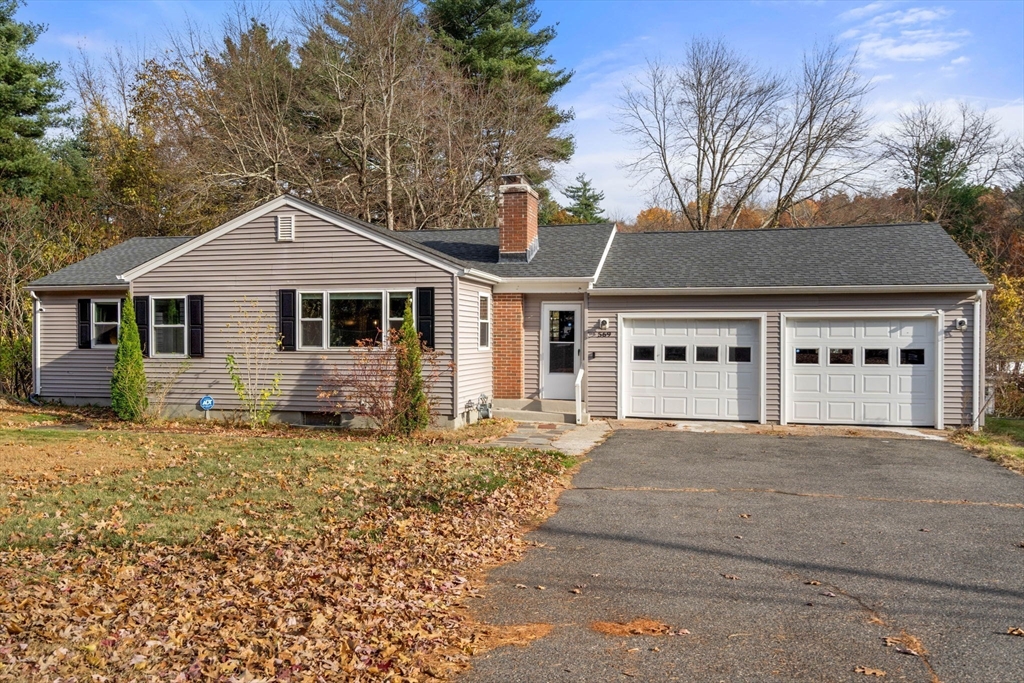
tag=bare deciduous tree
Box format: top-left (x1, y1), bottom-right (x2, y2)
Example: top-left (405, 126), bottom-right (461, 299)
top-left (880, 101), bottom-right (1009, 222)
top-left (617, 38), bottom-right (871, 230)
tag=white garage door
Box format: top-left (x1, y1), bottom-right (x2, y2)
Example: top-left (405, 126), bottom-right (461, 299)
top-left (624, 318), bottom-right (760, 420)
top-left (785, 317), bottom-right (936, 426)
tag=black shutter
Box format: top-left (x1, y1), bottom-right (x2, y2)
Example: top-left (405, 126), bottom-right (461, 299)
top-left (188, 295), bottom-right (204, 358)
top-left (134, 296), bottom-right (150, 357)
top-left (416, 287), bottom-right (435, 349)
top-left (77, 299), bottom-right (91, 349)
top-left (279, 289), bottom-right (297, 351)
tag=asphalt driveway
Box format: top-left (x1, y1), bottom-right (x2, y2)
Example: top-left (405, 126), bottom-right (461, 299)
top-left (463, 431), bottom-right (1024, 682)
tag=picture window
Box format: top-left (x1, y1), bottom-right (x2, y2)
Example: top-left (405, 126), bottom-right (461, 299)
top-left (329, 293), bottom-right (382, 347)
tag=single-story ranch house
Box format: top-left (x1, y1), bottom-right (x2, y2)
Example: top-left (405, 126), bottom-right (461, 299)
top-left (28, 175), bottom-right (991, 429)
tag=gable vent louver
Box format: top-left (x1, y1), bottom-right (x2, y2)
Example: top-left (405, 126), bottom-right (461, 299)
top-left (277, 215), bottom-right (296, 242)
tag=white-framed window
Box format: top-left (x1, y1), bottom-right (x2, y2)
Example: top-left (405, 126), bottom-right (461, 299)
top-left (478, 293), bottom-right (491, 350)
top-left (92, 300), bottom-right (121, 346)
top-left (388, 291), bottom-right (413, 332)
top-left (329, 292), bottom-right (383, 347)
top-left (296, 290), bottom-right (416, 349)
top-left (152, 297), bottom-right (186, 355)
top-left (299, 292), bottom-right (325, 348)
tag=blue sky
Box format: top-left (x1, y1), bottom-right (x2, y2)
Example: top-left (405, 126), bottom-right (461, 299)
top-left (20, 0), bottom-right (1024, 218)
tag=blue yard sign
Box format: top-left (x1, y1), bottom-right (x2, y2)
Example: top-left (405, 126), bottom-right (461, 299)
top-left (199, 395), bottom-right (215, 411)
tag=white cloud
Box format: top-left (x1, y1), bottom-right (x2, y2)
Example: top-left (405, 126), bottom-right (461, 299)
top-left (951, 56), bottom-right (970, 65)
top-left (867, 6), bottom-right (952, 28)
top-left (839, 2), bottom-right (888, 22)
top-left (858, 28), bottom-right (967, 63)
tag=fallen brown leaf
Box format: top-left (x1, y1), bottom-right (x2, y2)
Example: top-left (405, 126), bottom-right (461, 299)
top-left (1007, 627), bottom-right (1024, 637)
top-left (591, 618), bottom-right (671, 637)
top-left (854, 666), bottom-right (886, 677)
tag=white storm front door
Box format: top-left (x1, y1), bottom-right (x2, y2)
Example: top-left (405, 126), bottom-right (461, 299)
top-left (541, 303), bottom-right (582, 400)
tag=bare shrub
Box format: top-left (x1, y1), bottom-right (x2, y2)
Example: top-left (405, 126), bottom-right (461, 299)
top-left (225, 297), bottom-right (282, 427)
top-left (318, 329), bottom-right (446, 436)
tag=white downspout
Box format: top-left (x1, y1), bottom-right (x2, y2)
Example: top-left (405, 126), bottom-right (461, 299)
top-left (30, 291), bottom-right (42, 397)
top-left (973, 290), bottom-right (982, 431)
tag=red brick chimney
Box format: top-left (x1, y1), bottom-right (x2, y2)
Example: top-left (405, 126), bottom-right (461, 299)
top-left (498, 174), bottom-right (539, 263)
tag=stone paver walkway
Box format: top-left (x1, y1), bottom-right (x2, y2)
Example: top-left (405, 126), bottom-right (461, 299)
top-left (490, 422), bottom-right (577, 449)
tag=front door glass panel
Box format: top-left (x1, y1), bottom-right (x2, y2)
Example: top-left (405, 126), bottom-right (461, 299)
top-left (548, 310), bottom-right (576, 373)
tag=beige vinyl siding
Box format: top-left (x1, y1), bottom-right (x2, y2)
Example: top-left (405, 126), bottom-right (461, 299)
top-left (585, 292), bottom-right (980, 426)
top-left (38, 290), bottom-right (128, 401)
top-left (456, 278), bottom-right (493, 409)
top-left (133, 209), bottom-right (456, 416)
top-left (524, 293), bottom-right (584, 399)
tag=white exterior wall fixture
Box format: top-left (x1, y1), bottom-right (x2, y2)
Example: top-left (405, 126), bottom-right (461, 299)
top-left (616, 311), bottom-right (768, 424)
top-left (780, 310), bottom-right (945, 429)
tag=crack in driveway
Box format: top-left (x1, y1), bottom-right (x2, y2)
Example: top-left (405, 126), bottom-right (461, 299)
top-left (573, 485), bottom-right (1024, 508)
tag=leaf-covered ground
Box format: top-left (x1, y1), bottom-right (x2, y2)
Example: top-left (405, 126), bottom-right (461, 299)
top-left (0, 414), bottom-right (568, 681)
top-left (952, 417), bottom-right (1024, 474)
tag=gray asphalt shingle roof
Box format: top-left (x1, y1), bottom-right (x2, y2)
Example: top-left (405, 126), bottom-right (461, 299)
top-left (402, 223), bottom-right (616, 278)
top-left (595, 223), bottom-right (989, 289)
top-left (29, 236), bottom-right (193, 287)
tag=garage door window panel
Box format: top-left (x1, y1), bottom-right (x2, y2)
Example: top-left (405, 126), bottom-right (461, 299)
top-left (795, 348), bottom-right (820, 364)
top-left (728, 346), bottom-right (751, 363)
top-left (864, 348), bottom-right (890, 365)
top-left (829, 348), bottom-right (854, 365)
top-left (695, 346), bottom-right (719, 363)
top-left (900, 349), bottom-right (925, 365)
top-left (633, 345), bottom-right (655, 362)
top-left (664, 346), bottom-right (687, 362)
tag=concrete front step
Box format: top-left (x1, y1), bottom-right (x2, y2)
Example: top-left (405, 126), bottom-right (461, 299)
top-left (491, 408), bottom-right (582, 424)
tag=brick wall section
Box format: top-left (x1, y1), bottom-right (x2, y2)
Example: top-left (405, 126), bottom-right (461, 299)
top-left (492, 293), bottom-right (525, 398)
top-left (498, 184), bottom-right (538, 256)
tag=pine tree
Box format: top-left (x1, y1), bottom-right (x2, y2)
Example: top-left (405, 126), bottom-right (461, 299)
top-left (0, 0), bottom-right (67, 197)
top-left (394, 299), bottom-right (429, 434)
top-left (110, 297), bottom-right (148, 421)
top-left (564, 173), bottom-right (605, 223)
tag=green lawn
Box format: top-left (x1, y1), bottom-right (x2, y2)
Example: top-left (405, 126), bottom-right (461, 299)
top-left (954, 417), bottom-right (1024, 474)
top-left (1, 424), bottom-right (570, 549)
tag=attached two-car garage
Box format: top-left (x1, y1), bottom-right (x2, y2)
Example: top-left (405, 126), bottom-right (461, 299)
top-left (620, 314), bottom-right (941, 427)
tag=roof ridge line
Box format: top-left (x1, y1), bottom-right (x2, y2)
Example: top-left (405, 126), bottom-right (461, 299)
top-left (619, 222), bottom-right (937, 235)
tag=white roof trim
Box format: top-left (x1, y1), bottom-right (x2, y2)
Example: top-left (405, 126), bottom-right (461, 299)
top-left (27, 284), bottom-right (129, 292)
top-left (591, 284), bottom-right (993, 296)
top-left (119, 196), bottom-right (463, 281)
top-left (493, 277), bottom-right (592, 294)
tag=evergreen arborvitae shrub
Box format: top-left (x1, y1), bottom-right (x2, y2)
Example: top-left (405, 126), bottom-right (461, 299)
top-left (111, 297), bottom-right (148, 421)
top-left (394, 300), bottom-right (429, 435)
